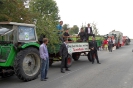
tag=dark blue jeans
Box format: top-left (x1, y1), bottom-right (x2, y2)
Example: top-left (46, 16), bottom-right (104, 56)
top-left (41, 58), bottom-right (49, 80)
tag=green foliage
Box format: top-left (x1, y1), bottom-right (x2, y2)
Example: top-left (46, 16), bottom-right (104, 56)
top-left (69, 25), bottom-right (79, 35)
top-left (0, 0), bottom-right (34, 23)
top-left (63, 24), bottom-right (69, 30)
top-left (92, 22), bottom-right (99, 35)
top-left (30, 0), bottom-right (60, 46)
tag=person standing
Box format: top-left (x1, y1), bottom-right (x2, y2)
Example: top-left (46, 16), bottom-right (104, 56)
top-left (89, 37), bottom-right (101, 64)
top-left (57, 21), bottom-right (63, 33)
top-left (60, 38), bottom-right (70, 73)
top-left (108, 37), bottom-right (113, 52)
top-left (85, 23), bottom-right (95, 41)
top-left (103, 38), bottom-right (108, 51)
top-left (57, 21), bottom-right (64, 41)
top-left (39, 38), bottom-right (49, 81)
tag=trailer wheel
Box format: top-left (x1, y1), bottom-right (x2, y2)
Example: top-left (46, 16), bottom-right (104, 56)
top-left (72, 53), bottom-right (80, 61)
top-left (67, 54), bottom-right (72, 68)
top-left (14, 47), bottom-right (41, 81)
top-left (87, 52), bottom-right (92, 62)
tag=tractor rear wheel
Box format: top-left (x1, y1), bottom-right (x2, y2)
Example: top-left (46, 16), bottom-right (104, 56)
top-left (14, 47), bottom-right (41, 81)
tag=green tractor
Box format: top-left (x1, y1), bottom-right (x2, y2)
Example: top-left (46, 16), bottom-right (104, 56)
top-left (0, 22), bottom-right (41, 81)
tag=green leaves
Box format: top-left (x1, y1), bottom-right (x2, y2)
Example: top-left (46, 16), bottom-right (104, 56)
top-left (69, 25), bottom-right (79, 35)
top-left (63, 24), bottom-right (69, 30)
top-left (30, 0), bottom-right (60, 45)
top-left (92, 22), bottom-right (99, 35)
top-left (0, 0), bottom-right (34, 23)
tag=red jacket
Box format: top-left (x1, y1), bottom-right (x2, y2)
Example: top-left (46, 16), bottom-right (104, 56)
top-left (103, 40), bottom-right (108, 45)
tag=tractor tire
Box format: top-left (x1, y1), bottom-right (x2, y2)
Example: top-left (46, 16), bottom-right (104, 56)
top-left (87, 52), bottom-right (92, 62)
top-left (14, 47), bottom-right (41, 82)
top-left (66, 54), bottom-right (72, 68)
top-left (72, 53), bottom-right (80, 61)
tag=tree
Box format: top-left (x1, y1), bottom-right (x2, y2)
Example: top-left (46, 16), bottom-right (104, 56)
top-left (81, 23), bottom-right (86, 30)
top-left (69, 25), bottom-right (79, 35)
top-left (0, 0), bottom-right (34, 23)
top-left (63, 24), bottom-right (69, 30)
top-left (30, 0), bottom-right (60, 45)
top-left (92, 22), bottom-right (99, 35)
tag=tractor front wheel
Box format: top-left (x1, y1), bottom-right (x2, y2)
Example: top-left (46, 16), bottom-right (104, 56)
top-left (14, 47), bottom-right (41, 81)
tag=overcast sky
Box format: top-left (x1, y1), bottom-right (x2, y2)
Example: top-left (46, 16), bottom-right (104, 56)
top-left (55, 0), bottom-right (133, 38)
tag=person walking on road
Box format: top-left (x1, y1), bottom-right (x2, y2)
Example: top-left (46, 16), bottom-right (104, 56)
top-left (60, 38), bottom-right (70, 73)
top-left (108, 37), bottom-right (113, 52)
top-left (39, 38), bottom-right (49, 81)
top-left (89, 37), bottom-right (101, 64)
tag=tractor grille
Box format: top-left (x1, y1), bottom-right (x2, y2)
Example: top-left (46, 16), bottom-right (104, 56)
top-left (0, 46), bottom-right (11, 62)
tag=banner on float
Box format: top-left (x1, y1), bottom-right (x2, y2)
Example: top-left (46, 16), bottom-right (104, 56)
top-left (67, 43), bottom-right (89, 53)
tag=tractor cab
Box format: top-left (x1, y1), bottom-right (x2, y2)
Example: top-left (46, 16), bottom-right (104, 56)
top-left (0, 22), bottom-right (38, 62)
top-left (0, 22), bottom-right (37, 45)
top-left (0, 22), bottom-right (41, 81)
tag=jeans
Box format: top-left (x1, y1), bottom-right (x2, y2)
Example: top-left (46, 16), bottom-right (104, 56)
top-left (41, 58), bottom-right (49, 80)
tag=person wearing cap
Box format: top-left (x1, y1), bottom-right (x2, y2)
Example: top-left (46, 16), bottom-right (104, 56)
top-left (85, 23), bottom-right (95, 41)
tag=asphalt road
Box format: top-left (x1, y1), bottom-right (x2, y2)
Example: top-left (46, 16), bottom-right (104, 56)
top-left (0, 41), bottom-right (133, 88)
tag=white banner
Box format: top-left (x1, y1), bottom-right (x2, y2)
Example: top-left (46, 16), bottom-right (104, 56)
top-left (67, 43), bottom-right (89, 53)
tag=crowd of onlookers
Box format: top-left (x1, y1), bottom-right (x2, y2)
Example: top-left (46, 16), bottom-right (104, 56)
top-left (98, 37), bottom-right (115, 52)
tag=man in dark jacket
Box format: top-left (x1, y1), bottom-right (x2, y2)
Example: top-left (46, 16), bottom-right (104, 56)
top-left (78, 28), bottom-right (86, 42)
top-left (60, 38), bottom-right (70, 73)
top-left (108, 37), bottom-right (113, 52)
top-left (89, 37), bottom-right (101, 64)
top-left (85, 23), bottom-right (95, 41)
